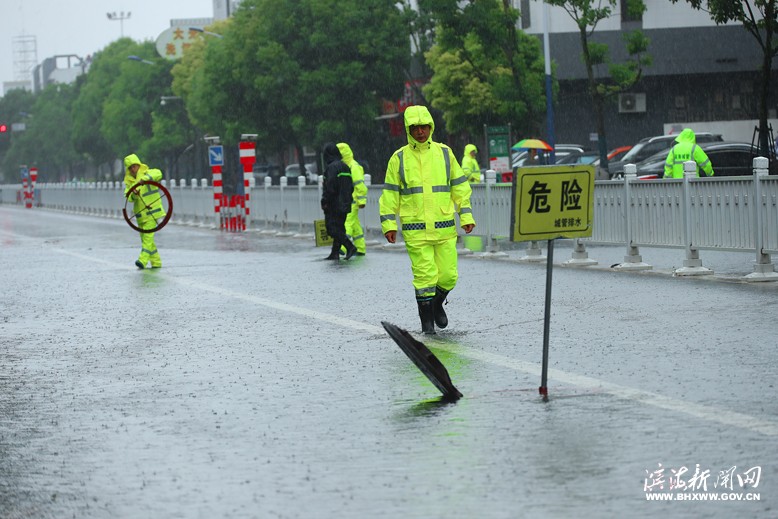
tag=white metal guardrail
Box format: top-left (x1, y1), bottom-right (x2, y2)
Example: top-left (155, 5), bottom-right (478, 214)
top-left (2, 159), bottom-right (776, 279)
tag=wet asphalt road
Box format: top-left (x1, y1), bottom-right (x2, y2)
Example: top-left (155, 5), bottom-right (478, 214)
top-left (1, 206), bottom-right (777, 519)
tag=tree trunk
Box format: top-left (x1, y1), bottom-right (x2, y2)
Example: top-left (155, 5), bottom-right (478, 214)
top-left (579, 25), bottom-right (609, 169)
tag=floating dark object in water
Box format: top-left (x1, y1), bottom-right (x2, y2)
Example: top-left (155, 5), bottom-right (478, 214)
top-left (381, 321), bottom-right (463, 401)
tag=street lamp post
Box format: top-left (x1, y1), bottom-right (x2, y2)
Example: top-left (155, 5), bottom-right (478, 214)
top-left (189, 27), bottom-right (224, 39)
top-left (106, 11), bottom-right (131, 38)
top-left (127, 55), bottom-right (154, 65)
top-left (160, 96), bottom-right (182, 106)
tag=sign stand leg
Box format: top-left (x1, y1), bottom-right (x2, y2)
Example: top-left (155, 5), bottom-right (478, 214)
top-left (539, 238), bottom-right (554, 401)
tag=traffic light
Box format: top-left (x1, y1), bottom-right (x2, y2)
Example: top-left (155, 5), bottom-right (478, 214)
top-left (0, 122), bottom-right (9, 149)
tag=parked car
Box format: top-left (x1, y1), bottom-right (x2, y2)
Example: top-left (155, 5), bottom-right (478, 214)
top-left (283, 163), bottom-right (318, 186)
top-left (253, 163), bottom-right (282, 186)
top-left (632, 142), bottom-right (777, 179)
top-left (608, 132), bottom-right (723, 178)
top-left (607, 145), bottom-right (632, 162)
top-left (511, 144), bottom-right (586, 168)
top-left (503, 144), bottom-right (587, 182)
top-left (556, 150), bottom-right (600, 165)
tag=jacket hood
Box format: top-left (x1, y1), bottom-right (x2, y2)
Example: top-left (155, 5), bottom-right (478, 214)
top-left (336, 143), bottom-right (354, 165)
top-left (124, 153), bottom-right (142, 169)
top-left (464, 143), bottom-right (477, 156)
top-left (404, 105), bottom-right (435, 146)
top-left (674, 128), bottom-right (696, 144)
top-left (322, 142), bottom-right (342, 164)
top-left (123, 153), bottom-right (146, 178)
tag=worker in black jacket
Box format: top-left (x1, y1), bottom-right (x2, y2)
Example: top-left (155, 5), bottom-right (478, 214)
top-left (321, 142), bottom-right (358, 260)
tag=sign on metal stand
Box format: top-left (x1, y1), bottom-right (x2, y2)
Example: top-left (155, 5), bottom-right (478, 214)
top-left (509, 165), bottom-right (595, 399)
top-left (206, 139), bottom-right (223, 229)
top-left (485, 124), bottom-right (512, 181)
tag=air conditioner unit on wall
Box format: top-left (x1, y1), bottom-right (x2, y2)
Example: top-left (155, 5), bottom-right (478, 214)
top-left (618, 93), bottom-right (646, 113)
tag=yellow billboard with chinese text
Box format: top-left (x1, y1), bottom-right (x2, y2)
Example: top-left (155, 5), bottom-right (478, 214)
top-left (510, 165), bottom-right (595, 242)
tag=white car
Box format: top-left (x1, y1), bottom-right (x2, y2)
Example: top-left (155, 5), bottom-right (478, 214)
top-left (284, 163), bottom-right (318, 185)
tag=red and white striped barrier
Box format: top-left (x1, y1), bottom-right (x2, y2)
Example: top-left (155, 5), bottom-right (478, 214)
top-left (29, 168), bottom-right (37, 208)
top-left (212, 164), bottom-right (223, 229)
top-left (239, 141), bottom-right (256, 231)
top-left (23, 174), bottom-right (31, 208)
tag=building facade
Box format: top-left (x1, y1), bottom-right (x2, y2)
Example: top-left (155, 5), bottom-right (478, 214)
top-left (520, 0), bottom-right (778, 148)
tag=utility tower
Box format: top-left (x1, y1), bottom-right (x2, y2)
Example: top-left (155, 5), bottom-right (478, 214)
top-left (12, 34), bottom-right (37, 81)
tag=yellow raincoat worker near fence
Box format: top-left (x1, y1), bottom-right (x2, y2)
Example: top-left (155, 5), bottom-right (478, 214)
top-left (337, 142), bottom-right (367, 256)
top-left (461, 143), bottom-right (481, 183)
top-left (379, 105), bottom-right (476, 334)
top-left (124, 153), bottom-right (165, 269)
top-left (663, 128), bottom-right (715, 178)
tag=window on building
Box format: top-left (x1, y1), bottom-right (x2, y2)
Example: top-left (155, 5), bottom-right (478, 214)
top-left (521, 0), bottom-right (531, 29)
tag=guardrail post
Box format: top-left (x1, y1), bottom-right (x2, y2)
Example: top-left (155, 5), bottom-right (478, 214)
top-left (276, 177), bottom-right (293, 236)
top-left (563, 238), bottom-right (597, 266)
top-left (260, 176), bottom-right (276, 234)
top-left (481, 170), bottom-right (507, 257)
top-left (745, 156), bottom-right (778, 281)
top-left (293, 175), bottom-right (311, 238)
top-left (675, 160), bottom-right (713, 276)
top-left (362, 174), bottom-right (381, 246)
top-left (519, 240), bottom-right (545, 262)
top-left (614, 164), bottom-right (652, 270)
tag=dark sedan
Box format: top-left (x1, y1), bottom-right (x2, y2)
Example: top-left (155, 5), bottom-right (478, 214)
top-left (632, 142), bottom-right (777, 179)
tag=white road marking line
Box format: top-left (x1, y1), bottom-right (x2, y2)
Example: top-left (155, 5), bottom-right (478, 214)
top-left (50, 247), bottom-right (778, 437)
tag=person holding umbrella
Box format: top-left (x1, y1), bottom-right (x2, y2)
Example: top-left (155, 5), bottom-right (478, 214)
top-left (513, 138), bottom-right (554, 167)
top-left (524, 148), bottom-right (540, 166)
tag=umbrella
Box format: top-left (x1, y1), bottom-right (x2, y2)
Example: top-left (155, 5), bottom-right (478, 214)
top-left (511, 138), bottom-right (554, 151)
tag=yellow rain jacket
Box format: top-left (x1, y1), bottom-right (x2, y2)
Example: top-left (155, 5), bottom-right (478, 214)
top-left (380, 106), bottom-right (475, 242)
top-left (461, 144), bottom-right (481, 183)
top-left (663, 129), bottom-right (714, 178)
top-left (123, 154), bottom-right (166, 226)
top-left (337, 143), bottom-right (367, 207)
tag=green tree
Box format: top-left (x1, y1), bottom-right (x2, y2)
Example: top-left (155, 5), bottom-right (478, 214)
top-left (421, 0), bottom-right (548, 140)
top-left (72, 39), bottom-right (177, 178)
top-left (182, 0), bottom-right (409, 175)
top-left (671, 0), bottom-right (777, 158)
top-left (397, 0), bottom-right (437, 102)
top-left (71, 38), bottom-right (138, 170)
top-left (101, 41), bottom-right (176, 168)
top-left (545, 0), bottom-right (651, 166)
top-left (2, 84), bottom-right (79, 182)
top-left (0, 88), bottom-right (35, 182)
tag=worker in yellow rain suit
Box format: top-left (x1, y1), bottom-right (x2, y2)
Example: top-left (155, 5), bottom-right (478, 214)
top-left (379, 105), bottom-right (476, 334)
top-left (337, 142), bottom-right (367, 256)
top-left (663, 128), bottom-right (715, 178)
top-left (124, 153), bottom-right (166, 269)
top-left (461, 143), bottom-right (481, 183)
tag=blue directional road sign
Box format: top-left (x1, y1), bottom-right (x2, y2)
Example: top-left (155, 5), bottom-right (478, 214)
top-left (208, 145), bottom-right (224, 167)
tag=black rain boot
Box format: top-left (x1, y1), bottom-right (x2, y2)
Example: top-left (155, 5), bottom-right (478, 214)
top-left (325, 242), bottom-right (340, 260)
top-left (417, 298), bottom-right (436, 335)
top-left (344, 240), bottom-right (358, 260)
top-left (432, 286), bottom-right (450, 329)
